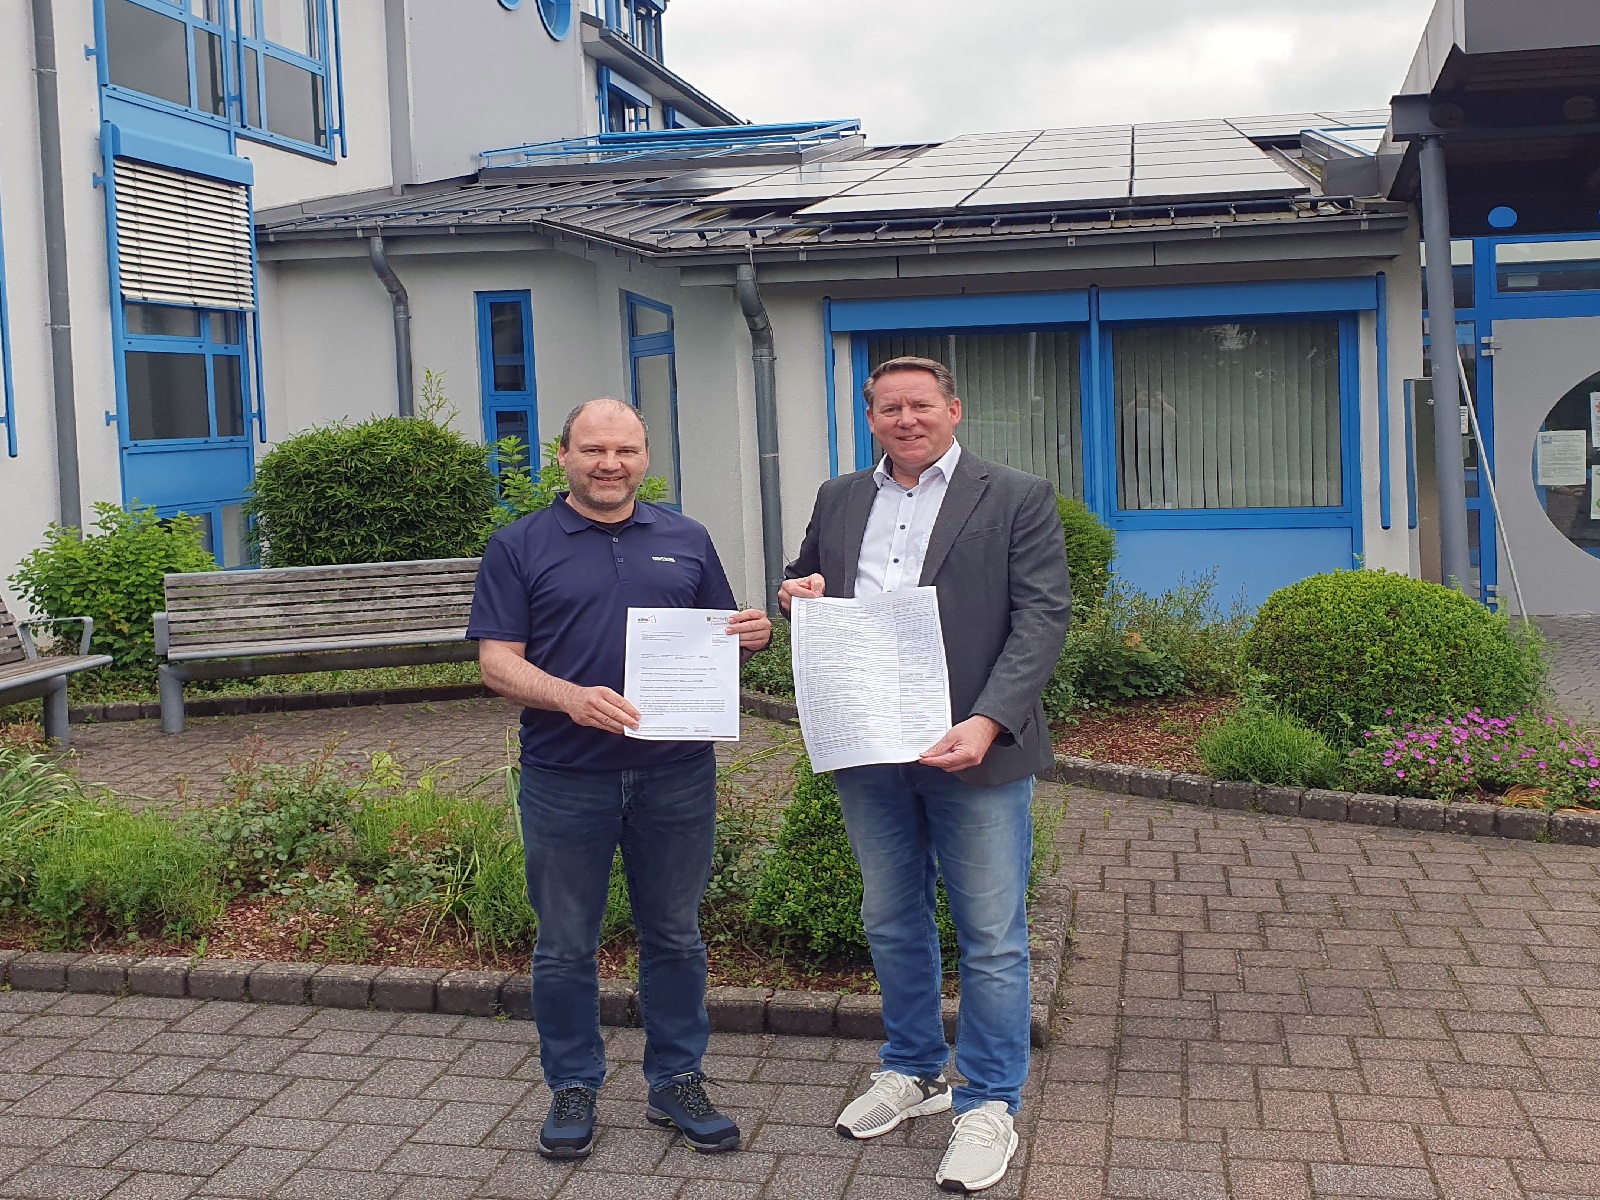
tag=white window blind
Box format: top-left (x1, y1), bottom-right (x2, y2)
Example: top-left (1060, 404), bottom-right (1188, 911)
top-left (866, 332), bottom-right (1083, 499)
top-left (113, 158), bottom-right (255, 311)
top-left (1113, 321), bottom-right (1343, 511)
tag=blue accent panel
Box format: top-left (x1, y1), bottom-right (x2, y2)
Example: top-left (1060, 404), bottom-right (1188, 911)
top-left (822, 298), bottom-right (839, 478)
top-left (850, 336), bottom-right (872, 470)
top-left (121, 443), bottom-right (253, 509)
top-left (105, 122), bottom-right (253, 184)
top-left (1377, 272), bottom-right (1391, 530)
top-left (0, 178), bottom-right (14, 458)
top-left (1081, 287), bottom-right (1110, 518)
top-left (1114, 527), bottom-right (1356, 610)
top-left (102, 95), bottom-right (234, 157)
top-left (1099, 278), bottom-right (1380, 322)
top-left (331, 0), bottom-right (348, 157)
top-left (476, 291), bottom-right (538, 458)
top-left (829, 291), bottom-right (1090, 333)
top-left (1403, 378), bottom-right (1420, 531)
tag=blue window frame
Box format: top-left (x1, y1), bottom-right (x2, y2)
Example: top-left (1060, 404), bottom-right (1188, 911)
top-left (624, 293), bottom-right (679, 505)
top-left (0, 179), bottom-right (15, 458)
top-left (97, 0), bottom-right (346, 160)
top-left (121, 302), bottom-right (251, 446)
top-left (598, 66), bottom-right (652, 133)
top-left (476, 292), bottom-right (539, 464)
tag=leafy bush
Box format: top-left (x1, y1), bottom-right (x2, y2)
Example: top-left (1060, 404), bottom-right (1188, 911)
top-left (1242, 570), bottom-right (1547, 745)
top-left (1058, 496), bottom-right (1115, 615)
top-left (246, 414), bottom-right (497, 566)
top-left (0, 749), bottom-right (91, 911)
top-left (1198, 708), bottom-right (1340, 788)
top-left (740, 616), bottom-right (793, 699)
top-left (1344, 709), bottom-right (1599, 807)
top-left (27, 807), bottom-right (221, 942)
top-left (203, 753), bottom-right (362, 893)
top-left (10, 503), bottom-right (215, 672)
top-left (483, 435), bottom-right (671, 540)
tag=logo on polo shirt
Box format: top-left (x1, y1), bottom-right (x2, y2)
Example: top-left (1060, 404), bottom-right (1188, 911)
top-left (652, 556), bottom-right (677, 563)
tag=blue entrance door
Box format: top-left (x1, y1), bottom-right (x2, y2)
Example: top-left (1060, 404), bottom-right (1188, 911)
top-left (118, 302), bottom-right (256, 567)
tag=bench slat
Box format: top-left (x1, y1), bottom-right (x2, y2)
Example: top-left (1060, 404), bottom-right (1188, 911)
top-left (0, 600), bottom-right (27, 668)
top-left (167, 627), bottom-right (470, 663)
top-left (0, 655), bottom-right (114, 690)
top-left (171, 615), bottom-right (469, 650)
top-left (166, 568), bottom-right (479, 597)
top-left (165, 579), bottom-right (479, 614)
top-left (165, 557), bottom-right (481, 590)
top-left (166, 593), bottom-right (473, 629)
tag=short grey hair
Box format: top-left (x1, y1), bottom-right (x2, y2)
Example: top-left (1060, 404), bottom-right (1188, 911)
top-left (558, 398), bottom-right (649, 450)
top-left (863, 356), bottom-right (957, 409)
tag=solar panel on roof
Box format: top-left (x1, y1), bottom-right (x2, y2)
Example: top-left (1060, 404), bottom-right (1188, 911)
top-left (1131, 172), bottom-right (1306, 199)
top-left (797, 189), bottom-right (978, 215)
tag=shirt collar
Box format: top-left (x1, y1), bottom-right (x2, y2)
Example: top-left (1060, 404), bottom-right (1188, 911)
top-left (552, 493), bottom-right (657, 534)
top-left (873, 439), bottom-right (962, 491)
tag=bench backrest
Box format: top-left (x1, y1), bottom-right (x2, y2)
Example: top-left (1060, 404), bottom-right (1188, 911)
top-left (0, 600), bottom-right (25, 667)
top-left (162, 558), bottom-right (482, 653)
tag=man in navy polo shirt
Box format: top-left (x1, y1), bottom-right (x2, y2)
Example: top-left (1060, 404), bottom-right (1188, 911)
top-left (469, 398), bottom-right (771, 1162)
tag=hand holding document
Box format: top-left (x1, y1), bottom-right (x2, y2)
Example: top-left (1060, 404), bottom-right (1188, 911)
top-left (623, 608), bottom-right (740, 742)
top-left (791, 587), bottom-right (952, 772)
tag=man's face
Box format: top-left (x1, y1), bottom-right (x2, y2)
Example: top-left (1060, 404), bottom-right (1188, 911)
top-left (558, 406), bottom-right (649, 516)
top-left (866, 370), bottom-right (962, 480)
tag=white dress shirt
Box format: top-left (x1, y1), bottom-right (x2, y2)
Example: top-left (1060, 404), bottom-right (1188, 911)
top-left (854, 440), bottom-right (962, 597)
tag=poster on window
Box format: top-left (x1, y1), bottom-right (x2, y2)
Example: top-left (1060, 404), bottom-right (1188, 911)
top-left (1592, 468), bottom-right (1600, 522)
top-left (1592, 392), bottom-right (1600, 444)
top-left (1537, 430), bottom-right (1589, 486)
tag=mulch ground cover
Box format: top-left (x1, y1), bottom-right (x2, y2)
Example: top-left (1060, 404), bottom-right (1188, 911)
top-left (1051, 694), bottom-right (1238, 773)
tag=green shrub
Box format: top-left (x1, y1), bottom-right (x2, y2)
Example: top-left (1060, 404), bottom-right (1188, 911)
top-left (1058, 496), bottom-right (1115, 614)
top-left (1198, 708), bottom-right (1340, 788)
top-left (10, 503), bottom-right (215, 672)
top-left (1242, 570), bottom-right (1548, 745)
top-left (246, 414), bottom-right (497, 566)
top-left (0, 749), bottom-right (91, 911)
top-left (27, 807), bottom-right (221, 942)
top-left (740, 616), bottom-right (793, 699)
top-left (204, 756), bottom-right (362, 893)
top-left (483, 435), bottom-right (671, 540)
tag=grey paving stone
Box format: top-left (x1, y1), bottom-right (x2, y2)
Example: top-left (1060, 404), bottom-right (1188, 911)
top-left (310, 966), bottom-right (381, 1011)
top-left (767, 992), bottom-right (840, 1038)
top-left (1442, 801), bottom-right (1498, 837)
top-left (372, 969), bottom-right (445, 1014)
top-left (111, 1138), bottom-right (240, 1176)
top-left (378, 1143), bottom-right (505, 1180)
top-left (1209, 781), bottom-right (1255, 812)
top-left (1495, 807), bottom-right (1550, 841)
top-left (275, 1166), bottom-right (402, 1200)
top-left (186, 962), bottom-right (258, 1003)
top-left (1396, 796), bottom-right (1446, 831)
top-left (707, 987), bottom-right (769, 1035)
top-left (1087, 763), bottom-right (1134, 796)
top-left (411, 1100), bottom-right (511, 1146)
top-left (1300, 789), bottom-right (1349, 822)
top-left (39, 1119), bottom-right (151, 1167)
top-left (1346, 793), bottom-right (1399, 826)
top-left (1050, 756), bottom-right (1093, 786)
top-left (1551, 809), bottom-right (1600, 847)
top-left (127, 959), bottom-right (190, 999)
top-left (0, 1164), bottom-right (130, 1199)
top-left (498, 974), bottom-right (532, 1021)
top-left (194, 1146), bottom-right (312, 1198)
top-left (597, 979), bottom-right (636, 1028)
top-left (8, 953), bottom-right (82, 992)
top-left (104, 1173), bottom-right (206, 1200)
top-left (247, 963), bottom-right (316, 1007)
top-left (1256, 786), bottom-right (1303, 818)
top-left (834, 995), bottom-right (886, 1042)
top-left (1167, 775), bottom-right (1212, 806)
top-left (436, 972), bottom-right (504, 1018)
top-left (1126, 769), bottom-right (1173, 799)
top-left (67, 956), bottom-right (139, 997)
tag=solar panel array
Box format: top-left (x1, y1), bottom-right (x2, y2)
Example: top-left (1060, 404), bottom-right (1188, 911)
top-left (698, 110), bottom-right (1389, 218)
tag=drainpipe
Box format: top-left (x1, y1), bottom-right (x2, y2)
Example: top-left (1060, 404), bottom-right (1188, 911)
top-left (368, 234), bottom-right (413, 417)
top-left (735, 262), bottom-right (784, 615)
top-left (1418, 135), bottom-right (1471, 593)
top-left (31, 0), bottom-right (81, 530)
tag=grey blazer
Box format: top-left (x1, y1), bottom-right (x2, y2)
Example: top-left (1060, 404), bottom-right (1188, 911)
top-left (785, 451), bottom-right (1072, 786)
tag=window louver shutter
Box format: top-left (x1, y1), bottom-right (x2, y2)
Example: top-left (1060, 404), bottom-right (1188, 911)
top-left (113, 158), bottom-right (255, 311)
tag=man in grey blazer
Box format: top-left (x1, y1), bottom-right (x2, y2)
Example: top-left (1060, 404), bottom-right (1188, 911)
top-left (779, 356), bottom-right (1071, 1194)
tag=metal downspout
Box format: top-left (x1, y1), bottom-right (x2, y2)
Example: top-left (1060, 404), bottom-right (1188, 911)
top-left (1418, 135), bottom-right (1471, 592)
top-left (31, 0), bottom-right (81, 529)
top-left (368, 234), bottom-right (414, 418)
top-left (735, 263), bottom-right (784, 614)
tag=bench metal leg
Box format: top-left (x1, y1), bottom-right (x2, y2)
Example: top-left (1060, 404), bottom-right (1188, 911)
top-left (42, 680), bottom-right (70, 747)
top-left (158, 664), bottom-right (186, 734)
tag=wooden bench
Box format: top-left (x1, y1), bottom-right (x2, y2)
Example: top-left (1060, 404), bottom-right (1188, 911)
top-left (153, 558), bottom-right (482, 734)
top-left (0, 599), bottom-right (113, 745)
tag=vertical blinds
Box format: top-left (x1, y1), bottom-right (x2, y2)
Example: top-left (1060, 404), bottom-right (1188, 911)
top-left (1113, 321), bottom-right (1342, 510)
top-left (113, 158), bottom-right (255, 311)
top-left (866, 332), bottom-right (1083, 499)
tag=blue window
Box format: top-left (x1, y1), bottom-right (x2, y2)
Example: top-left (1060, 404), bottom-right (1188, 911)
top-left (624, 293), bottom-right (679, 504)
top-left (477, 292), bottom-right (539, 463)
top-left (122, 303), bottom-right (250, 444)
top-left (99, 0), bottom-right (344, 158)
top-left (0, 179), bottom-right (14, 458)
top-left (598, 67), bottom-right (652, 133)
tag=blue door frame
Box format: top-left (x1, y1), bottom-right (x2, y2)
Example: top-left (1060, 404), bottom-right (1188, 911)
top-left (476, 291), bottom-right (538, 465)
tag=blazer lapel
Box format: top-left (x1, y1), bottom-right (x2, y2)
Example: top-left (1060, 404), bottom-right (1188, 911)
top-left (839, 473), bottom-right (878, 598)
top-left (919, 454), bottom-right (989, 585)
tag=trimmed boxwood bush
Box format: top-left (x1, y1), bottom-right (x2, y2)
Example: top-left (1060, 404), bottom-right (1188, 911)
top-left (1059, 495), bottom-right (1115, 614)
top-left (246, 415), bottom-right (497, 566)
top-left (1241, 569), bottom-right (1547, 745)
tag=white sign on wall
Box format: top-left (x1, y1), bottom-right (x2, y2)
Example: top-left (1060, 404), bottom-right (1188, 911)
top-left (1592, 468), bottom-right (1600, 522)
top-left (1591, 392), bottom-right (1600, 445)
top-left (1537, 430), bottom-right (1589, 487)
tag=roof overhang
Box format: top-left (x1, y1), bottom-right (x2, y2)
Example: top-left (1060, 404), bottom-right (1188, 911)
top-left (579, 14), bottom-right (741, 128)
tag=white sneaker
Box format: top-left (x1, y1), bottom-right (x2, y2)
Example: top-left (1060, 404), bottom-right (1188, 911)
top-left (834, 1070), bottom-right (953, 1139)
top-left (935, 1101), bottom-right (1018, 1194)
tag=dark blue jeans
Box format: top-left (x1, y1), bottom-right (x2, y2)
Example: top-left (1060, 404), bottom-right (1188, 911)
top-left (833, 763), bottom-right (1034, 1115)
top-left (517, 750), bottom-right (717, 1092)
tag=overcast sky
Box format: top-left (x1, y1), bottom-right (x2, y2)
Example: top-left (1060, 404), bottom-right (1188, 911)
top-left (665, 0), bottom-right (1440, 144)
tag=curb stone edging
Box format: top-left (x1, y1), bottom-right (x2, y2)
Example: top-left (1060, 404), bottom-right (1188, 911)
top-left (66, 683), bottom-right (494, 725)
top-left (1050, 752), bottom-right (1595, 846)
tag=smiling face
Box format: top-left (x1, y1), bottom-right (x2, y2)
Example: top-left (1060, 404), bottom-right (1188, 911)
top-left (866, 368), bottom-right (962, 485)
top-left (557, 402), bottom-right (650, 520)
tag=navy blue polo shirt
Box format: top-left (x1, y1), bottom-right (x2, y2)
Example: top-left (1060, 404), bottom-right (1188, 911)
top-left (466, 495), bottom-right (737, 771)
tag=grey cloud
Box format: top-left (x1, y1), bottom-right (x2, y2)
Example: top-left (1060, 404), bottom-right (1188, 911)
top-left (665, 0), bottom-right (1439, 142)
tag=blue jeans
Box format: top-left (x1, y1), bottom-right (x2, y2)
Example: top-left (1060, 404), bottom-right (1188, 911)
top-left (517, 751), bottom-right (717, 1093)
top-left (833, 763), bottom-right (1033, 1115)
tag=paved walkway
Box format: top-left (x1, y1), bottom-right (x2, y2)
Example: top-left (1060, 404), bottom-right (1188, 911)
top-left (1539, 617), bottom-right (1599, 721)
top-left (2, 789), bottom-right (1599, 1199)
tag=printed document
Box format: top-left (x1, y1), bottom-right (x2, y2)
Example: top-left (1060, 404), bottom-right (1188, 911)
top-left (623, 608), bottom-right (740, 742)
top-left (791, 587), bottom-right (952, 772)
top-left (1536, 430), bottom-right (1588, 487)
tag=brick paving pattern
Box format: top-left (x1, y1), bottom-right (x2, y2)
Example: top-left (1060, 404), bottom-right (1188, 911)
top-left (1539, 616), bottom-right (1599, 721)
top-left (0, 788), bottom-right (1595, 1197)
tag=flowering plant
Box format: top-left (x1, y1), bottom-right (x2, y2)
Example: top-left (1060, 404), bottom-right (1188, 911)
top-left (1344, 709), bottom-right (1600, 808)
